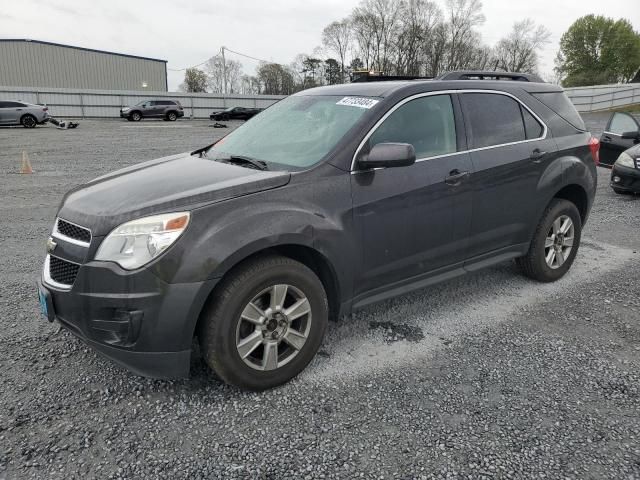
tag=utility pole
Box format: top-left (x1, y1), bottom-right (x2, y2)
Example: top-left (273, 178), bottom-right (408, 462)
top-left (221, 46), bottom-right (227, 95)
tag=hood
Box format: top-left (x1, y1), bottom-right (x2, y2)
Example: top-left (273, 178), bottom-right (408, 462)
top-left (58, 152), bottom-right (291, 235)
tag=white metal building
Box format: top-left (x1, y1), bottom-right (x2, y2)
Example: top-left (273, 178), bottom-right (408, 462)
top-left (0, 39), bottom-right (167, 91)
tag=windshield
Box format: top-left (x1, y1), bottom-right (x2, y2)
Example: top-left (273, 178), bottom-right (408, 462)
top-left (206, 95), bottom-right (377, 169)
top-left (135, 101), bottom-right (147, 106)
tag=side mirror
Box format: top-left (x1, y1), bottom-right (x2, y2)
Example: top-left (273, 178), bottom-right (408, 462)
top-left (358, 142), bottom-right (416, 169)
top-left (620, 130), bottom-right (640, 140)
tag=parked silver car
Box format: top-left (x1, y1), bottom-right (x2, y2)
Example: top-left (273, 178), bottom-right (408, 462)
top-left (0, 100), bottom-right (49, 128)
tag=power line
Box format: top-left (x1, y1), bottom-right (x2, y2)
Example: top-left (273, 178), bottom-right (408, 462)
top-left (167, 46), bottom-right (286, 72)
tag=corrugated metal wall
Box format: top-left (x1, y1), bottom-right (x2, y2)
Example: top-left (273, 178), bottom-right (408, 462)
top-left (563, 84), bottom-right (640, 112)
top-left (0, 86), bottom-right (285, 119)
top-left (0, 40), bottom-right (167, 91)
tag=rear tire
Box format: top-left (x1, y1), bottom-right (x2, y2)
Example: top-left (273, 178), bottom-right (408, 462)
top-left (21, 114), bottom-right (37, 128)
top-left (198, 255), bottom-right (328, 391)
top-left (516, 199), bottom-right (582, 282)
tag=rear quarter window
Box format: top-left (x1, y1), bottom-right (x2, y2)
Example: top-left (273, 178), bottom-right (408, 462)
top-left (531, 92), bottom-right (585, 131)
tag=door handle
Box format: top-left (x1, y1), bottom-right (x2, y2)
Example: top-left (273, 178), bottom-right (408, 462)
top-left (530, 148), bottom-right (547, 163)
top-left (444, 169), bottom-right (469, 186)
top-left (602, 136), bottom-right (612, 143)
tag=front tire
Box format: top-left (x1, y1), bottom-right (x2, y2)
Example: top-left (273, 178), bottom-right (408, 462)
top-left (166, 111), bottom-right (177, 121)
top-left (131, 111), bottom-right (142, 122)
top-left (516, 199), bottom-right (582, 282)
top-left (21, 114), bottom-right (37, 128)
top-left (199, 255), bottom-right (328, 390)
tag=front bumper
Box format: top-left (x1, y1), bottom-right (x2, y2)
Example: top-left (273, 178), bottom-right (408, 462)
top-left (39, 259), bottom-right (217, 378)
top-left (119, 111), bottom-right (130, 118)
top-left (611, 163), bottom-right (640, 193)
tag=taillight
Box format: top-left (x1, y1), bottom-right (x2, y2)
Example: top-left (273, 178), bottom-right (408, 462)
top-left (42, 107), bottom-right (48, 112)
top-left (588, 137), bottom-right (600, 165)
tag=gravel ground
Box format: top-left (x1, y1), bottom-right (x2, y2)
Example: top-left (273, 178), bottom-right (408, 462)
top-left (1, 115), bottom-right (639, 479)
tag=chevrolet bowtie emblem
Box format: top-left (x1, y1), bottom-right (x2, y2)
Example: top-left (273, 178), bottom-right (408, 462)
top-left (46, 237), bottom-right (57, 253)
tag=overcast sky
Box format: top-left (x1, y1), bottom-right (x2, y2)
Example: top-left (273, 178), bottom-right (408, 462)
top-left (1, 0), bottom-right (638, 90)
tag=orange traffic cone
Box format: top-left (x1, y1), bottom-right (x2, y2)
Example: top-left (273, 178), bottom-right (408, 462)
top-left (20, 151), bottom-right (33, 174)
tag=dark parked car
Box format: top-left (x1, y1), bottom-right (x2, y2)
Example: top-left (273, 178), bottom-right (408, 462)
top-left (610, 142), bottom-right (640, 194)
top-left (210, 106), bottom-right (263, 121)
top-left (599, 111), bottom-right (640, 167)
top-left (38, 72), bottom-right (598, 390)
top-left (0, 100), bottom-right (49, 127)
top-left (120, 100), bottom-right (184, 121)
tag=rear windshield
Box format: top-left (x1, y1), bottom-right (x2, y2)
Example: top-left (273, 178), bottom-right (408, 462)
top-left (532, 92), bottom-right (586, 131)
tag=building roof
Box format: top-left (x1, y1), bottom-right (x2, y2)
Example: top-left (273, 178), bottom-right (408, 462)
top-left (0, 38), bottom-right (167, 63)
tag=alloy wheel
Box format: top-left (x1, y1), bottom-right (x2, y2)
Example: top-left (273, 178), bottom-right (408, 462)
top-left (235, 284), bottom-right (312, 371)
top-left (544, 215), bottom-right (574, 269)
top-left (22, 116), bottom-right (36, 128)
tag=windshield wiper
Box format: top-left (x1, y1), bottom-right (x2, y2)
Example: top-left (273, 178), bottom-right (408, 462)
top-left (218, 155), bottom-right (268, 171)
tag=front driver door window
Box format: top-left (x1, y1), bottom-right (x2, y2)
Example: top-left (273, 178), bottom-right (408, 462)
top-left (600, 112), bottom-right (640, 166)
top-left (350, 94), bottom-right (474, 300)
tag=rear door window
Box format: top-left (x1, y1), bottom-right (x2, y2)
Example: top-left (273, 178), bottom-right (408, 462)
top-left (461, 93), bottom-right (526, 148)
top-left (608, 112), bottom-right (639, 135)
top-left (368, 94), bottom-right (457, 159)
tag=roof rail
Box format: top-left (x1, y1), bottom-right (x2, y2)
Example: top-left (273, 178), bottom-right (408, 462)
top-left (353, 74), bottom-right (433, 83)
top-left (437, 71), bottom-right (544, 83)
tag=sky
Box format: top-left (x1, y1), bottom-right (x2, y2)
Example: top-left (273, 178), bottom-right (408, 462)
top-left (1, 0), bottom-right (638, 91)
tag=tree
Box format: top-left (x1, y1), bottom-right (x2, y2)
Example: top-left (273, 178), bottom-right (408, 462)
top-left (325, 58), bottom-right (342, 84)
top-left (352, 0), bottom-right (403, 74)
top-left (179, 68), bottom-right (208, 93)
top-left (555, 15), bottom-right (640, 87)
top-left (256, 63), bottom-right (296, 95)
top-left (442, 0), bottom-right (486, 71)
top-left (494, 19), bottom-right (550, 73)
top-left (394, 0), bottom-right (441, 76)
top-left (301, 57), bottom-right (324, 88)
top-left (204, 54), bottom-right (242, 93)
top-left (322, 19), bottom-right (351, 82)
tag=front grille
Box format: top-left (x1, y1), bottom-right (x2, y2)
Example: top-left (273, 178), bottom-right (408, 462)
top-left (49, 256), bottom-right (80, 286)
top-left (635, 159), bottom-right (640, 170)
top-left (56, 218), bottom-right (91, 244)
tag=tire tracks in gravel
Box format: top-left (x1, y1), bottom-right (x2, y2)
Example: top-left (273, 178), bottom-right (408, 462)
top-left (302, 238), bottom-right (636, 382)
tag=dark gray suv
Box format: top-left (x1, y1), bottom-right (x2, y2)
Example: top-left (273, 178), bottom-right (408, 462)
top-left (38, 72), bottom-right (598, 390)
top-left (120, 99), bottom-right (184, 121)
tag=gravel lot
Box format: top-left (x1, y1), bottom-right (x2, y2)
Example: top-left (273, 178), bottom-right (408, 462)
top-left (1, 115), bottom-right (639, 479)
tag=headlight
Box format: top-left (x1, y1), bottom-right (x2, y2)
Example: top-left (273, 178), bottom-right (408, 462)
top-left (615, 152), bottom-right (635, 168)
top-left (122, 107), bottom-right (130, 112)
top-left (95, 212), bottom-right (190, 269)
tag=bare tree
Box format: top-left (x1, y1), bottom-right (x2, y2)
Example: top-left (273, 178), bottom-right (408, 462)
top-left (322, 19), bottom-right (352, 82)
top-left (204, 54), bottom-right (242, 93)
top-left (443, 0), bottom-right (486, 70)
top-left (494, 19), bottom-right (551, 73)
top-left (394, 0), bottom-right (441, 75)
top-left (352, 0), bottom-right (403, 74)
top-left (350, 10), bottom-right (376, 70)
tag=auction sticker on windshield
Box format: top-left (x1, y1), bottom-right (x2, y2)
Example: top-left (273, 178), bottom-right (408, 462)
top-left (336, 97), bottom-right (379, 109)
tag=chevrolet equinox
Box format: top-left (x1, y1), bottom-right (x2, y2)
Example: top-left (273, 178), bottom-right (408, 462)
top-left (38, 71), bottom-right (598, 390)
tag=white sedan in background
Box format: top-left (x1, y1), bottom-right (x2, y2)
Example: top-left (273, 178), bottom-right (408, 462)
top-left (0, 100), bottom-right (49, 128)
